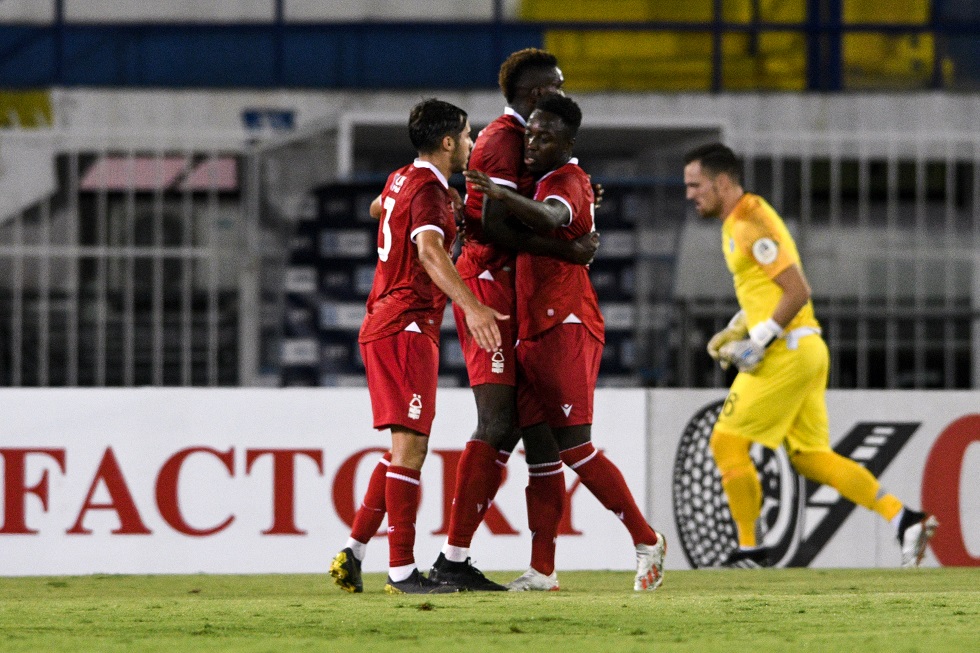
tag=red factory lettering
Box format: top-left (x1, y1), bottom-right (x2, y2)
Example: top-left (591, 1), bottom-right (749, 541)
top-left (0, 448), bottom-right (66, 534)
top-left (156, 447), bottom-right (236, 536)
top-left (922, 414), bottom-right (980, 566)
top-left (3, 445), bottom-right (590, 539)
top-left (245, 448), bottom-right (324, 535)
top-left (68, 447), bottom-right (151, 535)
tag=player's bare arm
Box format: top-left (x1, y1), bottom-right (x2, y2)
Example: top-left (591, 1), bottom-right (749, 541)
top-left (369, 194), bottom-right (382, 220)
top-left (415, 229), bottom-right (507, 352)
top-left (464, 169), bottom-right (570, 232)
top-left (717, 263), bottom-right (812, 372)
top-left (482, 196), bottom-right (598, 265)
top-left (770, 264), bottom-right (812, 327)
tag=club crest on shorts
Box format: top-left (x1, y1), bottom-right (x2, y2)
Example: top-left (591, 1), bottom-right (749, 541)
top-left (408, 393), bottom-right (422, 420)
top-left (491, 350), bottom-right (505, 374)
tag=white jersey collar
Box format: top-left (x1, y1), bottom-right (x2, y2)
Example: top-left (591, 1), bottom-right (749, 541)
top-left (504, 106), bottom-right (527, 127)
top-left (537, 157), bottom-right (578, 184)
top-left (413, 158), bottom-right (449, 189)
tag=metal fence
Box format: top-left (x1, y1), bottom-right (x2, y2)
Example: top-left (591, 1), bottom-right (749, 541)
top-left (3, 124), bottom-right (979, 390)
top-left (0, 131), bottom-right (249, 386)
top-left (672, 131), bottom-right (980, 389)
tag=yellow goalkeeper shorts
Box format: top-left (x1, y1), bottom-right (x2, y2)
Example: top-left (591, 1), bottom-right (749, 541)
top-left (713, 332), bottom-right (831, 454)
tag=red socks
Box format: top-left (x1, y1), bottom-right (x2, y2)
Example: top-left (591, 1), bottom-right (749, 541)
top-left (386, 465), bottom-right (421, 568)
top-left (446, 440), bottom-right (503, 548)
top-left (526, 461), bottom-right (564, 575)
top-left (560, 442), bottom-right (657, 546)
top-left (349, 452), bottom-right (391, 543)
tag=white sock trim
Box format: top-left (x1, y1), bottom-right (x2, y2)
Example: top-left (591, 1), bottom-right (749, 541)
top-left (346, 538), bottom-right (367, 561)
top-left (386, 471), bottom-right (421, 485)
top-left (442, 544), bottom-right (469, 563)
top-left (388, 564), bottom-right (416, 583)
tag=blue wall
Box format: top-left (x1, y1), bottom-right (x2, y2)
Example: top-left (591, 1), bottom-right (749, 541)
top-left (0, 23), bottom-right (542, 88)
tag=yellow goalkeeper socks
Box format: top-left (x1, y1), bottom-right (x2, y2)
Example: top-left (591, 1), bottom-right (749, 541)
top-left (710, 429), bottom-right (762, 548)
top-left (789, 450), bottom-right (903, 520)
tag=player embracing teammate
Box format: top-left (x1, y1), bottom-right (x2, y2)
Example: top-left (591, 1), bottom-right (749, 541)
top-left (466, 93), bottom-right (666, 591)
top-left (330, 51), bottom-right (665, 594)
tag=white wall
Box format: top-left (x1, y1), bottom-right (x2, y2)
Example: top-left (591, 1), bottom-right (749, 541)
top-left (49, 89), bottom-right (980, 155)
top-left (0, 1), bottom-right (522, 24)
top-left (1, 388), bottom-right (975, 576)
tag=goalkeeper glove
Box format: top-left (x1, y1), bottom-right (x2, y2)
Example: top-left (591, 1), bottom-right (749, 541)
top-left (707, 310), bottom-right (748, 370)
top-left (718, 318), bottom-right (782, 373)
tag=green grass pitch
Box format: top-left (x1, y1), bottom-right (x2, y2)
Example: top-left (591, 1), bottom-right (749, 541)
top-left (0, 568), bottom-right (976, 652)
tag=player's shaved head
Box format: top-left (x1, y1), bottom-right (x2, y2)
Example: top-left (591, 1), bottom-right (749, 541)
top-left (684, 143), bottom-right (742, 185)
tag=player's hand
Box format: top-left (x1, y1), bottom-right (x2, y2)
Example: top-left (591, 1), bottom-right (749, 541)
top-left (592, 182), bottom-right (604, 211)
top-left (718, 338), bottom-right (765, 373)
top-left (569, 231), bottom-right (600, 265)
top-left (464, 170), bottom-right (505, 201)
top-left (447, 186), bottom-right (464, 212)
top-left (464, 302), bottom-right (509, 352)
top-left (707, 310), bottom-right (748, 369)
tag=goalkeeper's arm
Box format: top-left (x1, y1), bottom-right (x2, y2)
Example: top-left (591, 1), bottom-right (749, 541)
top-left (718, 264), bottom-right (812, 372)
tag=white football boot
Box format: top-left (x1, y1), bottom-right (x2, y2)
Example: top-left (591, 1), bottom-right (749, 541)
top-left (506, 568), bottom-right (559, 591)
top-left (634, 532), bottom-right (666, 591)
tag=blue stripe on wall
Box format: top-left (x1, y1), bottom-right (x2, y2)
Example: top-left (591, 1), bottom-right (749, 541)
top-left (0, 23), bottom-right (543, 88)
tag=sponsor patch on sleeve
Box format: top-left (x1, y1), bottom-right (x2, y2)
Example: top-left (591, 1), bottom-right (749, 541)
top-left (752, 237), bottom-right (779, 265)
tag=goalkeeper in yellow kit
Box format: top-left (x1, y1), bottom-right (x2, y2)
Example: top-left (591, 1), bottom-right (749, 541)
top-left (683, 143), bottom-right (937, 568)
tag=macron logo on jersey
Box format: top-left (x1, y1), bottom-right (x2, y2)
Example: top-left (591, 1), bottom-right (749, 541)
top-left (561, 403), bottom-right (573, 417)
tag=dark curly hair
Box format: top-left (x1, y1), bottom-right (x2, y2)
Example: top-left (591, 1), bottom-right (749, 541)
top-left (534, 92), bottom-right (582, 138)
top-left (498, 48), bottom-right (559, 103)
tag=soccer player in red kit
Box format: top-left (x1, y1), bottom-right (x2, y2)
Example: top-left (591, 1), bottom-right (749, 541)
top-left (426, 49), bottom-right (599, 592)
top-left (465, 93), bottom-right (667, 592)
top-left (333, 50), bottom-right (597, 594)
top-left (330, 98), bottom-right (506, 595)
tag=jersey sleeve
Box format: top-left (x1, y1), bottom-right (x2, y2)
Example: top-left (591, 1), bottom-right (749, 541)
top-left (538, 172), bottom-right (591, 237)
top-left (408, 181), bottom-right (451, 243)
top-left (732, 211), bottom-right (795, 279)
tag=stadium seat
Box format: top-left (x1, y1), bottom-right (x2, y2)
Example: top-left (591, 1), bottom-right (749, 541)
top-left (522, 0), bottom-right (932, 91)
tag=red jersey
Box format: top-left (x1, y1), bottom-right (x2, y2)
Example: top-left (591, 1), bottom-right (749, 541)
top-left (456, 108), bottom-right (536, 280)
top-left (516, 158), bottom-right (604, 343)
top-left (359, 160), bottom-right (457, 345)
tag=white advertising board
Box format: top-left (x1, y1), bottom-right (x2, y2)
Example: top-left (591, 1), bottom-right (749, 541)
top-left (0, 388), bottom-right (647, 576)
top-left (3, 388), bottom-right (975, 576)
top-left (648, 390), bottom-right (980, 570)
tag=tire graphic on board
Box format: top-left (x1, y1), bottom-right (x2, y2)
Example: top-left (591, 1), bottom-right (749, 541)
top-left (671, 400), bottom-right (804, 568)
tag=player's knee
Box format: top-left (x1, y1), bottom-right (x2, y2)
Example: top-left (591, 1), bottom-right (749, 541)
top-left (522, 428), bottom-right (559, 465)
top-left (473, 415), bottom-right (516, 449)
top-left (710, 429), bottom-right (753, 477)
top-left (391, 435), bottom-right (428, 470)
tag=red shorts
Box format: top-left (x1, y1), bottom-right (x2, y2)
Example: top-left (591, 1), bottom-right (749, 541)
top-left (453, 268), bottom-right (517, 387)
top-left (516, 324), bottom-right (603, 429)
top-left (360, 331), bottom-right (439, 436)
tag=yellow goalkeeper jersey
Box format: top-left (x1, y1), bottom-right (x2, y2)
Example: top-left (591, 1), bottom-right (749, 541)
top-left (721, 193), bottom-right (820, 333)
